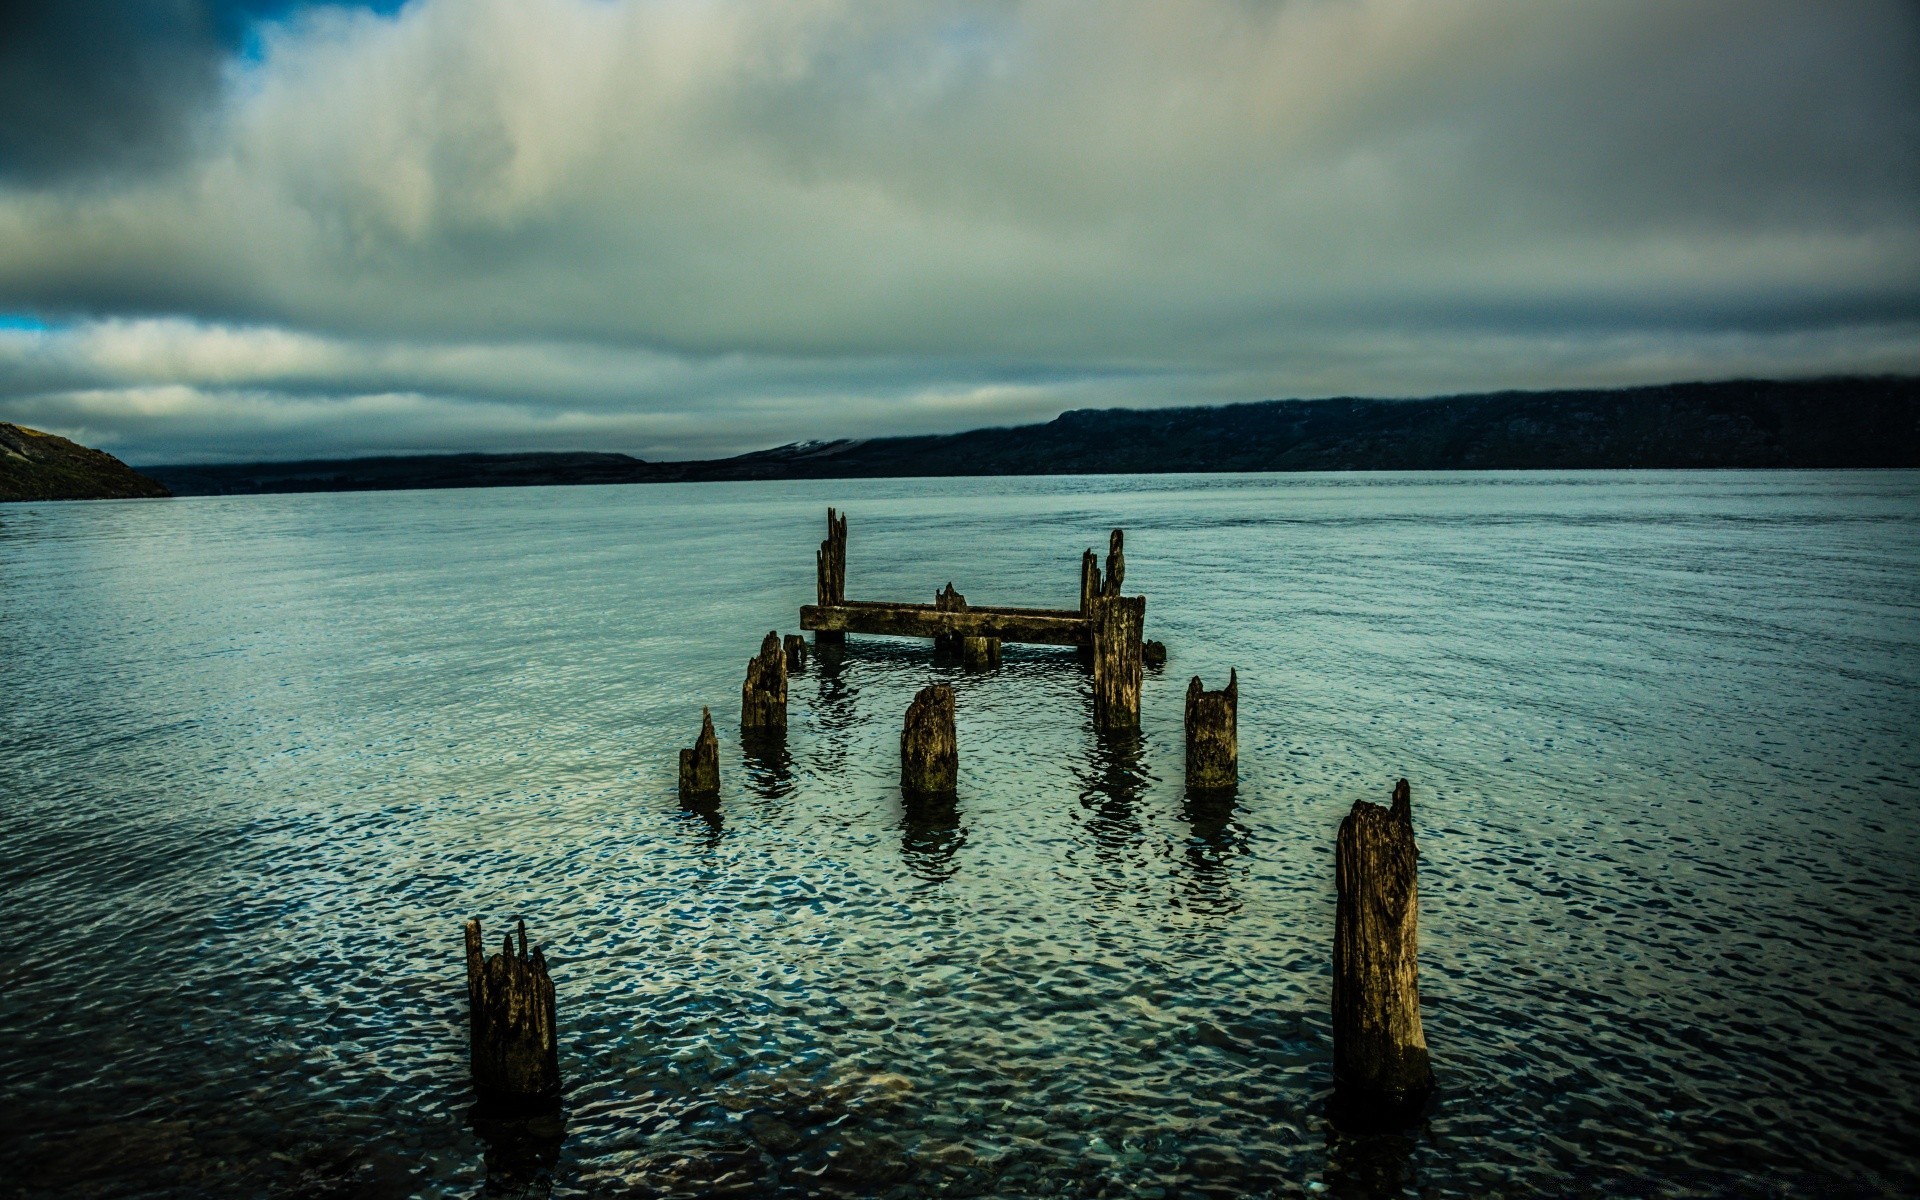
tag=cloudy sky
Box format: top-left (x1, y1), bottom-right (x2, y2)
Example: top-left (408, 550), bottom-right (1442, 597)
top-left (1, 0), bottom-right (1916, 464)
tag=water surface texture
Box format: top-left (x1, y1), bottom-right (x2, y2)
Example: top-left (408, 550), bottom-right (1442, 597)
top-left (4, 472), bottom-right (1918, 1198)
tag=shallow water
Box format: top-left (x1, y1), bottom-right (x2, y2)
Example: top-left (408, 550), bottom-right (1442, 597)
top-left (3, 471), bottom-right (1918, 1198)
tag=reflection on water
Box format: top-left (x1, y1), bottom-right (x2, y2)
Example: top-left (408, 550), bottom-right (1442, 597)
top-left (741, 730), bottom-right (795, 802)
top-left (1321, 1126), bottom-right (1419, 1199)
top-left (3, 471), bottom-right (1918, 1198)
top-left (1179, 785), bottom-right (1247, 915)
top-left (899, 793), bottom-right (966, 883)
top-left (470, 1106), bottom-right (566, 1200)
top-left (677, 793), bottom-right (724, 847)
top-left (1075, 727), bottom-right (1151, 892)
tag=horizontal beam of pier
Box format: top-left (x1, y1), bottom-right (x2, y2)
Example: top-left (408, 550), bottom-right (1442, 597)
top-left (801, 600), bottom-right (1091, 646)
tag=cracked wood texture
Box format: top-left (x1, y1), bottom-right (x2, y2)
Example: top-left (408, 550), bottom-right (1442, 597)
top-left (900, 683), bottom-right (958, 798)
top-left (1333, 778), bottom-right (1432, 1123)
top-left (465, 918), bottom-right (560, 1108)
top-left (1088, 530), bottom-right (1144, 729)
top-left (1184, 669), bottom-right (1238, 789)
top-left (815, 508), bottom-right (848, 644)
top-left (741, 631), bottom-right (788, 731)
top-left (678, 707), bottom-right (719, 800)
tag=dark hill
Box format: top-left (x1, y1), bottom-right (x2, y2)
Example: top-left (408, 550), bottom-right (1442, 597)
top-left (0, 423), bottom-right (172, 502)
top-left (141, 376), bottom-right (1919, 497)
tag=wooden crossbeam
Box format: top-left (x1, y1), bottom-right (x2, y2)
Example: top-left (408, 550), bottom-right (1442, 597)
top-left (800, 601), bottom-right (1090, 646)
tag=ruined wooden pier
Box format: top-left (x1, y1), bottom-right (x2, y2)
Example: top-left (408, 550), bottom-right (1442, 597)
top-left (798, 508), bottom-right (1148, 726)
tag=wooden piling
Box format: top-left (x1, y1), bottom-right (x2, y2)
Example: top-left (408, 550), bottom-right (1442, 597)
top-left (1333, 778), bottom-right (1432, 1125)
top-left (961, 636), bottom-right (1001, 671)
top-left (900, 683), bottom-right (958, 798)
top-left (1184, 669), bottom-right (1237, 789)
top-left (1086, 529), bottom-right (1144, 727)
top-left (783, 633), bottom-right (809, 672)
top-left (464, 918), bottom-right (560, 1109)
top-left (1090, 593), bottom-right (1145, 730)
top-left (933, 583), bottom-right (968, 659)
top-left (816, 508), bottom-right (848, 644)
top-left (678, 707), bottom-right (719, 800)
top-left (1080, 549), bottom-right (1100, 614)
top-left (1143, 640), bottom-right (1167, 667)
top-left (742, 631), bottom-right (788, 731)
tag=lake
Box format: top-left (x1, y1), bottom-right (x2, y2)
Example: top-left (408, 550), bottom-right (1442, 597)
top-left (3, 471), bottom-right (1917, 1198)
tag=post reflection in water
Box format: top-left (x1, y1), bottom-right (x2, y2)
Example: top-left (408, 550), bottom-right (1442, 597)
top-left (469, 1106), bottom-right (566, 1200)
top-left (807, 639), bottom-right (859, 777)
top-left (900, 792), bottom-right (967, 883)
top-left (676, 792), bottom-right (723, 847)
top-left (1177, 784), bottom-right (1249, 915)
top-left (1321, 1125), bottom-right (1421, 1198)
top-left (1074, 726), bottom-right (1151, 895)
top-left (739, 729), bottom-right (795, 802)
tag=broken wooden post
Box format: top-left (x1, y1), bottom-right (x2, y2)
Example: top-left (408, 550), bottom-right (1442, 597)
top-left (1080, 549), bottom-right (1100, 614)
top-left (900, 683), bottom-right (957, 798)
top-left (464, 917), bottom-right (560, 1109)
top-left (783, 633), bottom-right (809, 672)
top-left (741, 631), bottom-right (787, 731)
top-left (678, 707), bottom-right (719, 800)
top-left (815, 508), bottom-right (848, 644)
top-left (961, 636), bottom-right (1000, 671)
top-left (933, 582), bottom-right (967, 659)
top-left (1184, 669), bottom-right (1237, 789)
top-left (1143, 640), bottom-right (1167, 667)
top-left (1333, 778), bottom-right (1432, 1126)
top-left (1088, 529), bottom-right (1144, 728)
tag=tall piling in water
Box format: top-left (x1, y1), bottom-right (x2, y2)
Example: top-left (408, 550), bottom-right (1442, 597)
top-left (932, 582), bottom-right (967, 660)
top-left (901, 683), bottom-right (958, 798)
top-left (678, 708), bottom-right (719, 800)
top-left (1332, 778), bottom-right (1432, 1126)
top-left (1088, 530), bottom-right (1144, 730)
top-left (1184, 669), bottom-right (1238, 789)
top-left (741, 631), bottom-right (788, 732)
top-left (815, 508), bottom-right (848, 645)
top-left (464, 918), bottom-right (560, 1110)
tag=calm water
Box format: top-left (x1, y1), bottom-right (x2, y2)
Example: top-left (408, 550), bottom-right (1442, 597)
top-left (3, 472), bottom-right (1918, 1199)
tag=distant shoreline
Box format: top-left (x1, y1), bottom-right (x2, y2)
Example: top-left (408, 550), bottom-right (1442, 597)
top-left (133, 376), bottom-right (1918, 498)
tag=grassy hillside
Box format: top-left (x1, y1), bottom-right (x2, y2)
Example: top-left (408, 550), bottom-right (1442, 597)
top-left (0, 423), bottom-right (172, 502)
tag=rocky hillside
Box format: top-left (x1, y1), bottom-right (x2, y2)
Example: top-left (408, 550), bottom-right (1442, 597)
top-left (0, 423), bottom-right (172, 502)
top-left (143, 375), bottom-right (1920, 496)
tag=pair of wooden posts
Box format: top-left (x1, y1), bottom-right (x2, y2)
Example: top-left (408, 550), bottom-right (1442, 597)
top-left (461, 777), bottom-right (1431, 1124)
top-left (678, 629), bottom-right (809, 800)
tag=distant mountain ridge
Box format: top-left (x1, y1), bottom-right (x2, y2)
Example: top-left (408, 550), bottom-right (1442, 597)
top-left (137, 375), bottom-right (1920, 497)
top-left (0, 423), bottom-right (171, 502)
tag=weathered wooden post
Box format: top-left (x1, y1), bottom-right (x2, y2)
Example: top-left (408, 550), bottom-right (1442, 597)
top-left (1089, 530), bottom-right (1144, 730)
top-left (741, 631), bottom-right (787, 731)
top-left (933, 582), bottom-right (967, 660)
top-left (815, 508), bottom-right (847, 645)
top-left (1080, 549), bottom-right (1100, 614)
top-left (1184, 669), bottom-right (1237, 789)
top-left (678, 707), bottom-right (719, 800)
top-left (464, 918), bottom-right (560, 1109)
top-left (783, 633), bottom-right (809, 672)
top-left (1143, 640), bottom-right (1167, 667)
top-left (1333, 778), bottom-right (1432, 1126)
top-left (962, 636), bottom-right (1001, 671)
top-left (900, 683), bottom-right (958, 798)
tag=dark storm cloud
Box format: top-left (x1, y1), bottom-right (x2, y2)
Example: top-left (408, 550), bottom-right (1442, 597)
top-left (0, 0), bottom-right (1915, 462)
top-left (0, 0), bottom-right (385, 181)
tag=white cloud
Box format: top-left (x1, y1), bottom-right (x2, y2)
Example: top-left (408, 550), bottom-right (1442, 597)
top-left (0, 0), bottom-right (1915, 461)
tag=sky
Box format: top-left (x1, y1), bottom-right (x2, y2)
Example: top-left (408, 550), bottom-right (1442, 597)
top-left (0, 0), bottom-right (1916, 465)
